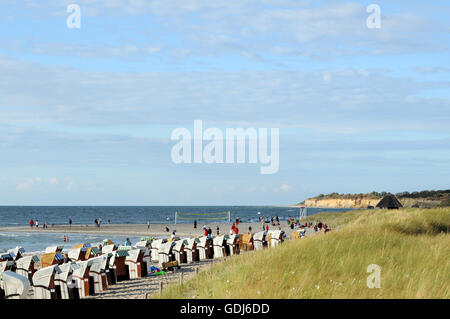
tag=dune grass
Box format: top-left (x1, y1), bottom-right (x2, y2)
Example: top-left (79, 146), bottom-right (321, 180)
top-left (156, 208), bottom-right (449, 299)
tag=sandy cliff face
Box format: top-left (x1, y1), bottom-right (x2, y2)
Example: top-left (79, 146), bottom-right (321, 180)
top-left (303, 198), bottom-right (441, 208)
top-left (304, 198), bottom-right (381, 208)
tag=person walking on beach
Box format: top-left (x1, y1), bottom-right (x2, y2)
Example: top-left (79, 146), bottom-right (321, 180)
top-left (29, 218), bottom-right (34, 228)
top-left (216, 225), bottom-right (220, 235)
top-left (69, 218), bottom-right (72, 227)
top-left (98, 217), bottom-right (102, 227)
top-left (94, 218), bottom-right (98, 227)
top-left (35, 220), bottom-right (39, 228)
top-left (147, 219), bottom-right (150, 230)
top-left (248, 226), bottom-right (252, 234)
top-left (207, 227), bottom-right (212, 237)
top-left (204, 227), bottom-right (208, 236)
top-left (194, 220), bottom-right (197, 229)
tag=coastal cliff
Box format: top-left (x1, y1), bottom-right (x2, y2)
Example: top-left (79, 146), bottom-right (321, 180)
top-left (297, 190), bottom-right (450, 208)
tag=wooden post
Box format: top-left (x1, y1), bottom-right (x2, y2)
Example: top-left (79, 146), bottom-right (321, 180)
top-left (159, 281), bottom-right (163, 295)
top-left (179, 271), bottom-right (183, 285)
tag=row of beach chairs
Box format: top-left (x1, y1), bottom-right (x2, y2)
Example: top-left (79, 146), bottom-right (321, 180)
top-left (0, 229), bottom-right (286, 299)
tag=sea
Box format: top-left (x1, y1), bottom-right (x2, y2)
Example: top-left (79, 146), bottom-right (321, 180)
top-left (0, 206), bottom-right (351, 253)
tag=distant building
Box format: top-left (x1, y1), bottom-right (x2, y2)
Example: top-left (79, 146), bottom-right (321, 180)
top-left (376, 193), bottom-right (403, 209)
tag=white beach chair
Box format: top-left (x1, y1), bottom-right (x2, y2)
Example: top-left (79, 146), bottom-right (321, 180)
top-left (197, 236), bottom-right (209, 261)
top-left (172, 239), bottom-right (186, 264)
top-left (32, 265), bottom-right (62, 299)
top-left (102, 244), bottom-right (116, 255)
top-left (253, 231), bottom-right (266, 250)
top-left (184, 238), bottom-right (198, 264)
top-left (226, 234), bottom-right (239, 256)
top-left (267, 230), bottom-right (284, 247)
top-left (1, 271), bottom-right (30, 299)
top-left (68, 248), bottom-right (86, 261)
top-left (15, 255), bottom-right (40, 282)
top-left (150, 239), bottom-right (164, 262)
top-left (88, 256), bottom-right (108, 293)
top-left (158, 242), bottom-right (173, 267)
top-left (44, 246), bottom-right (64, 253)
top-left (7, 247), bottom-right (25, 260)
top-left (54, 262), bottom-right (79, 299)
top-left (72, 260), bottom-right (91, 298)
top-left (125, 249), bottom-right (143, 279)
top-left (213, 236), bottom-right (226, 259)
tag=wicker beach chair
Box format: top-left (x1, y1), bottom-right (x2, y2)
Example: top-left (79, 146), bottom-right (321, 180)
top-left (172, 239), bottom-right (187, 264)
top-left (253, 231), bottom-right (266, 250)
top-left (158, 242), bottom-right (174, 267)
top-left (40, 252), bottom-right (65, 269)
top-left (213, 235), bottom-right (226, 259)
top-left (32, 265), bottom-right (62, 299)
top-left (226, 234), bottom-right (240, 255)
top-left (150, 239), bottom-right (164, 262)
top-left (54, 262), bottom-right (79, 299)
top-left (125, 249), bottom-right (146, 279)
top-left (1, 271), bottom-right (30, 299)
top-left (239, 233), bottom-right (253, 251)
top-left (267, 230), bottom-right (284, 247)
top-left (88, 256), bottom-right (108, 293)
top-left (15, 255), bottom-right (40, 282)
top-left (72, 260), bottom-right (91, 298)
top-left (184, 238), bottom-right (199, 264)
top-left (6, 247), bottom-right (25, 260)
top-left (44, 246), bottom-right (64, 254)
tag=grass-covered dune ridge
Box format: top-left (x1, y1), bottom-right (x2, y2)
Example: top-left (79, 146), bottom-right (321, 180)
top-left (157, 208), bottom-right (449, 299)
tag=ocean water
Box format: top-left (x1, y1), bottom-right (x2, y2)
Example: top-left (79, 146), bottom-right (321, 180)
top-left (0, 206), bottom-right (351, 253)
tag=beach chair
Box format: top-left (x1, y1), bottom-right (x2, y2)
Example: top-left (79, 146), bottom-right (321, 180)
top-left (136, 247), bottom-right (151, 276)
top-left (150, 239), bottom-right (165, 262)
top-left (68, 248), bottom-right (87, 261)
top-left (102, 239), bottom-right (114, 246)
top-left (197, 236), bottom-right (214, 261)
top-left (226, 234), bottom-right (240, 255)
top-left (85, 247), bottom-right (101, 260)
top-left (15, 255), bottom-right (40, 282)
top-left (239, 233), bottom-right (253, 251)
top-left (109, 250), bottom-right (129, 282)
top-left (172, 239), bottom-right (187, 264)
top-left (124, 249), bottom-right (144, 279)
top-left (253, 231), bottom-right (266, 250)
top-left (102, 244), bottom-right (116, 255)
top-left (267, 230), bottom-right (284, 247)
top-left (0, 260), bottom-right (15, 274)
top-left (7, 247), bottom-right (25, 260)
top-left (0, 271), bottom-right (30, 299)
top-left (54, 262), bottom-right (79, 299)
top-left (40, 252), bottom-right (65, 268)
top-left (88, 256), bottom-right (108, 293)
top-left (213, 236), bottom-right (226, 259)
top-left (32, 265), bottom-right (62, 299)
top-left (158, 242), bottom-right (173, 267)
top-left (44, 246), bottom-right (64, 254)
top-left (72, 260), bottom-right (91, 298)
top-left (184, 238), bottom-right (199, 264)
top-left (0, 252), bottom-right (14, 262)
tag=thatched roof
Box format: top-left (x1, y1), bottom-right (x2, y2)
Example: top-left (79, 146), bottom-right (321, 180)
top-left (376, 193), bottom-right (403, 209)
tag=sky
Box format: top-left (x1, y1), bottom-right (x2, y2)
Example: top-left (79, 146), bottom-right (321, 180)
top-left (0, 0), bottom-right (449, 205)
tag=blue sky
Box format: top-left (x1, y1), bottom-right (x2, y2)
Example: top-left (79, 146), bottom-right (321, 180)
top-left (0, 0), bottom-right (449, 205)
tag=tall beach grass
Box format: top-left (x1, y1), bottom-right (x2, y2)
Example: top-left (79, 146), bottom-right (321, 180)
top-left (157, 208), bottom-right (449, 299)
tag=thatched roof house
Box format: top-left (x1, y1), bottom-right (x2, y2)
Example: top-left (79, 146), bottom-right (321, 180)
top-left (376, 193), bottom-right (403, 209)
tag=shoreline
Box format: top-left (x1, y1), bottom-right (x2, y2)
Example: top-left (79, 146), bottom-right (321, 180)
top-left (0, 221), bottom-right (299, 239)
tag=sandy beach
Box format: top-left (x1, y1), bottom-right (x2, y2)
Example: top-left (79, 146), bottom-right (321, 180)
top-left (1, 222), bottom-right (318, 299)
top-left (0, 222), bottom-right (302, 240)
